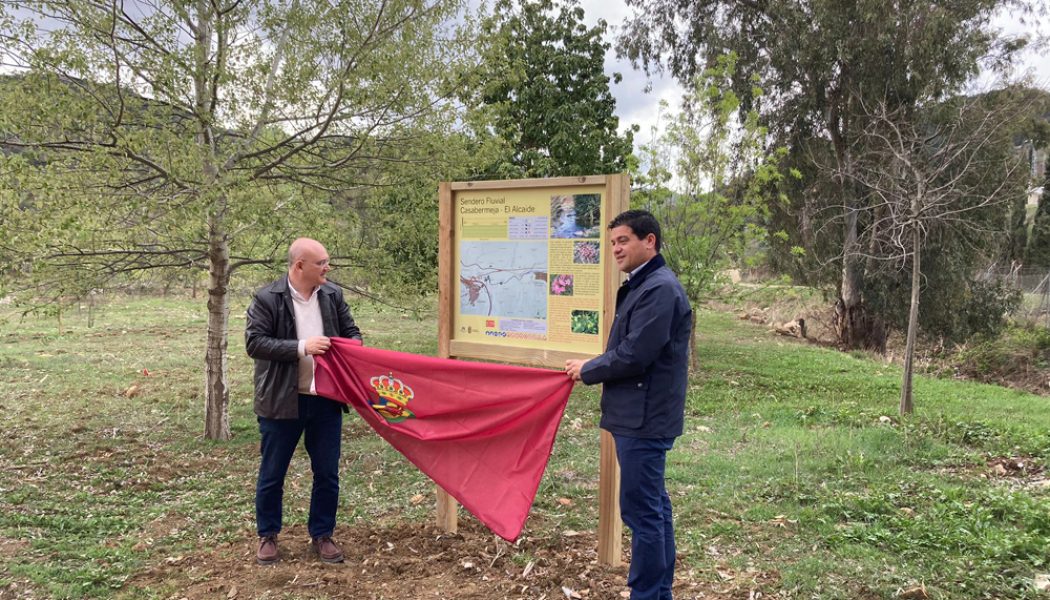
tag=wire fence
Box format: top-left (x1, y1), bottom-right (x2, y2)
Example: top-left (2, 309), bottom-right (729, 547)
top-left (979, 265), bottom-right (1050, 328)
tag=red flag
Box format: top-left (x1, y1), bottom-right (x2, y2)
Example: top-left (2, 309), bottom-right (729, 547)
top-left (314, 338), bottom-right (574, 541)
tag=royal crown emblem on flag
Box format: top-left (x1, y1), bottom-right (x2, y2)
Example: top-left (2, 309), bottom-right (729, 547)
top-left (369, 374), bottom-right (415, 422)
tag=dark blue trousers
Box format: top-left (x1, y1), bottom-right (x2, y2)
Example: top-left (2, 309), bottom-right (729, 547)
top-left (256, 394), bottom-right (343, 539)
top-left (614, 434), bottom-right (676, 600)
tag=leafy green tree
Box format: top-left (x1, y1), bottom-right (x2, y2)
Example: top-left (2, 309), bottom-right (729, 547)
top-left (617, 0), bottom-right (1035, 350)
top-left (630, 101), bottom-right (675, 211)
top-left (0, 0), bottom-right (467, 439)
top-left (1028, 195), bottom-right (1050, 268)
top-left (466, 0), bottom-right (635, 178)
top-left (850, 88), bottom-right (1045, 353)
top-left (641, 54), bottom-right (792, 366)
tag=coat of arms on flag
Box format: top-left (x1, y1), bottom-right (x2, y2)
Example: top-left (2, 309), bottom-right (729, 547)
top-left (369, 374), bottom-right (415, 422)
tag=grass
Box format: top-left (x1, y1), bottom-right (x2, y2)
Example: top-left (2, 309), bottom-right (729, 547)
top-left (1, 295), bottom-right (1050, 598)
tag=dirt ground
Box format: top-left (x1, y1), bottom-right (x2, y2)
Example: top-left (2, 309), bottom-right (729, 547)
top-left (125, 519), bottom-right (780, 600)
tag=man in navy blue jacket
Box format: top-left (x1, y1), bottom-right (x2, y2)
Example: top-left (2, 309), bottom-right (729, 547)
top-left (566, 209), bottom-right (692, 600)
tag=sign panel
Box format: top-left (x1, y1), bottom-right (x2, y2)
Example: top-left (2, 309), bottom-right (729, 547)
top-left (453, 186), bottom-right (606, 356)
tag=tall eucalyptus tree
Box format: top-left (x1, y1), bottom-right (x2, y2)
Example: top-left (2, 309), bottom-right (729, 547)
top-left (617, 0), bottom-right (1037, 349)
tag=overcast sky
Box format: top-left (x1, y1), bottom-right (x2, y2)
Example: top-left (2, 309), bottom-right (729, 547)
top-left (7, 0), bottom-right (1046, 154)
top-left (575, 0), bottom-right (1050, 145)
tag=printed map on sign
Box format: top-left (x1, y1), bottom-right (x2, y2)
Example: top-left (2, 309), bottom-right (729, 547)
top-left (460, 241), bottom-right (548, 319)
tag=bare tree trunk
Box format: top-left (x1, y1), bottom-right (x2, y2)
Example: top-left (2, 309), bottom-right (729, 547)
top-left (197, 1), bottom-right (230, 440)
top-left (839, 207), bottom-right (863, 311)
top-left (829, 107), bottom-right (887, 353)
top-left (204, 217), bottom-right (232, 440)
top-left (835, 207), bottom-right (887, 352)
top-left (836, 208), bottom-right (868, 344)
top-left (900, 223), bottom-right (921, 415)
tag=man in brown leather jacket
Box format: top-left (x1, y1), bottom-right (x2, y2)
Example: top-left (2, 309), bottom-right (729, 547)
top-left (245, 238), bottom-right (362, 565)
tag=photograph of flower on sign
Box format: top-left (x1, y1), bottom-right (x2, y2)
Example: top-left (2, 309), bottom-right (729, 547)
top-left (550, 274), bottom-right (574, 296)
top-left (573, 241), bottom-right (600, 264)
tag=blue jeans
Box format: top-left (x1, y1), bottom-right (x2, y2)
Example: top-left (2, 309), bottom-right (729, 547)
top-left (614, 434), bottom-right (676, 600)
top-left (256, 394), bottom-right (343, 539)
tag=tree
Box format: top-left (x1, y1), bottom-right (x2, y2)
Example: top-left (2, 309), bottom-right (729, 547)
top-left (1007, 193), bottom-right (1029, 264)
top-left (843, 94), bottom-right (1028, 414)
top-left (1028, 195), bottom-right (1050, 267)
top-left (466, 0), bottom-right (634, 178)
top-left (353, 132), bottom-right (478, 301)
top-left (846, 87), bottom-right (1047, 348)
top-left (1021, 95), bottom-right (1050, 267)
top-left (617, 0), bottom-right (1035, 350)
top-left (637, 54), bottom-right (792, 367)
top-left (0, 0), bottom-right (467, 439)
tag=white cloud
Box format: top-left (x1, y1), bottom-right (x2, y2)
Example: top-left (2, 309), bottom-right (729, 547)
top-left (983, 8), bottom-right (1050, 89)
top-left (576, 0), bottom-right (685, 142)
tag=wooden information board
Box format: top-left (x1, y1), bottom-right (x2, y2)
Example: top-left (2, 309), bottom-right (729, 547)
top-left (436, 174), bottom-right (629, 566)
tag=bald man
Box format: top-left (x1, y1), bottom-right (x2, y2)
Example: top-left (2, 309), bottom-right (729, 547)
top-left (245, 238), bottom-right (362, 565)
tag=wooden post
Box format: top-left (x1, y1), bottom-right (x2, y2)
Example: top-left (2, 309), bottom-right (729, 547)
top-left (436, 181), bottom-right (459, 534)
top-left (597, 429), bottom-right (621, 565)
top-left (596, 173), bottom-right (629, 566)
top-left (435, 486), bottom-right (458, 533)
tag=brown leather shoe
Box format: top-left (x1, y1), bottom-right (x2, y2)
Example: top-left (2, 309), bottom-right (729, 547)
top-left (256, 535), bottom-right (279, 565)
top-left (311, 535), bottom-right (344, 563)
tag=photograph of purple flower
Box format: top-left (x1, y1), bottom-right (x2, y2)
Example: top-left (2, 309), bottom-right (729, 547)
top-left (573, 241), bottom-right (600, 264)
top-left (549, 273), bottom-right (574, 296)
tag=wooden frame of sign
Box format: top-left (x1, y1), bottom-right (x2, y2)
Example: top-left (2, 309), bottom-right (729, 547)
top-left (437, 173), bottom-right (629, 566)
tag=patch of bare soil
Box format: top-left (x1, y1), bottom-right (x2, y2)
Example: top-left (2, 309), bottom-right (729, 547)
top-left (985, 456), bottom-right (1044, 479)
top-left (935, 455), bottom-right (1050, 492)
top-left (982, 456), bottom-right (1050, 493)
top-left (0, 538), bottom-right (29, 559)
top-left (125, 520), bottom-right (783, 599)
top-left (709, 292), bottom-right (840, 346)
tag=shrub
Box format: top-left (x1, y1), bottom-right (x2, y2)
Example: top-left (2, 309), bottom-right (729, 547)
top-left (954, 324), bottom-right (1050, 383)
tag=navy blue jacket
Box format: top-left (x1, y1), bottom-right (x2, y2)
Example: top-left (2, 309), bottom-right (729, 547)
top-left (580, 254), bottom-right (692, 438)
